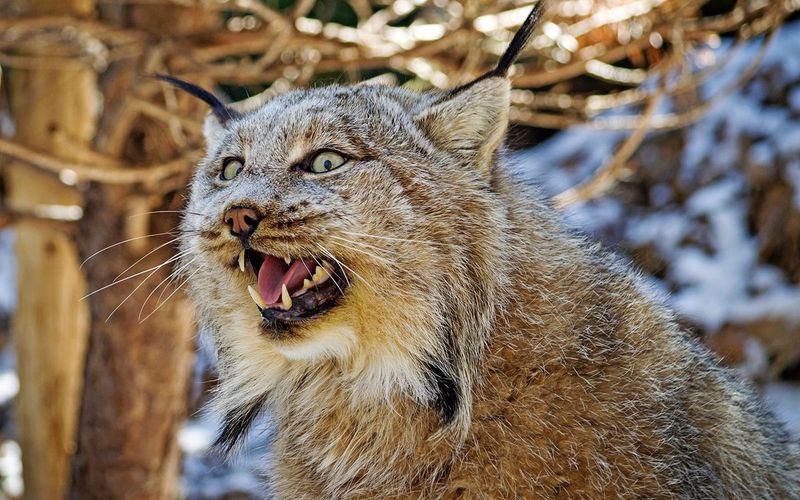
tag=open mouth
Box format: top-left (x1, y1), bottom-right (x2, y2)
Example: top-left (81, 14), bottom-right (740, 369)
top-left (236, 249), bottom-right (347, 323)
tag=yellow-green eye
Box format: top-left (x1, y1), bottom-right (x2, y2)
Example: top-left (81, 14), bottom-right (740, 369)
top-left (309, 151), bottom-right (346, 174)
top-left (221, 158), bottom-right (244, 181)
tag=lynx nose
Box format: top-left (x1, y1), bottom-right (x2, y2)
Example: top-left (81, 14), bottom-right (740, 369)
top-left (224, 206), bottom-right (261, 240)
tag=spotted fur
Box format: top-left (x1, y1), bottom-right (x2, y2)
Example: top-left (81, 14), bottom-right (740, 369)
top-left (171, 8), bottom-right (800, 498)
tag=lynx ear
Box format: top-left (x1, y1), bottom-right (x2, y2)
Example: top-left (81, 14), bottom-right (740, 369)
top-left (415, 77), bottom-right (510, 169)
top-left (414, 3), bottom-right (544, 170)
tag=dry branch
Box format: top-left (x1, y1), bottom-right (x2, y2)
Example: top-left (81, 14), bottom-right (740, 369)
top-left (0, 137), bottom-right (195, 186)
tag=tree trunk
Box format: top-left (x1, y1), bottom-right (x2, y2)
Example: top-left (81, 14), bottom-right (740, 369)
top-left (4, 1), bottom-right (96, 498)
top-left (67, 4), bottom-right (216, 498)
top-left (69, 192), bottom-right (194, 498)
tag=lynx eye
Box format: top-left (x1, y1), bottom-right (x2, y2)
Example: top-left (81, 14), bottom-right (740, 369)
top-left (221, 158), bottom-right (244, 181)
top-left (309, 151), bottom-right (346, 174)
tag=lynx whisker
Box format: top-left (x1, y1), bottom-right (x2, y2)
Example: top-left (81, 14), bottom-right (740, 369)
top-left (138, 266), bottom-right (200, 324)
top-left (80, 231), bottom-right (177, 267)
top-left (137, 252), bottom-right (194, 320)
top-left (340, 231), bottom-right (454, 248)
top-left (113, 237), bottom-right (181, 282)
top-left (328, 236), bottom-right (400, 268)
top-left (82, 253), bottom-right (184, 300)
top-left (105, 255), bottom-right (181, 322)
top-left (314, 242), bottom-right (378, 294)
top-left (308, 254), bottom-right (346, 297)
top-left (153, 254), bottom-right (196, 308)
top-left (128, 210), bottom-right (206, 218)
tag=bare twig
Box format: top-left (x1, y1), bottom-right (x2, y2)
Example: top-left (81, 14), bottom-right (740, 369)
top-left (0, 138), bottom-right (194, 186)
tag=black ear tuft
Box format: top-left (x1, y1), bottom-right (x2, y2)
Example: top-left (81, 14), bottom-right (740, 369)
top-left (491, 2), bottom-right (545, 77)
top-left (153, 74), bottom-right (242, 124)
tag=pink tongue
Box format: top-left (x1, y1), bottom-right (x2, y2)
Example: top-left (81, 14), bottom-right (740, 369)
top-left (257, 256), bottom-right (315, 305)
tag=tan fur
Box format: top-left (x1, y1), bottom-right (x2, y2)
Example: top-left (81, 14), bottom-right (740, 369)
top-left (179, 76), bottom-right (800, 498)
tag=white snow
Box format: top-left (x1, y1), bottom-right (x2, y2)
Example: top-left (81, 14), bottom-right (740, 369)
top-left (0, 231), bottom-right (16, 314)
top-left (515, 21), bottom-right (800, 333)
top-left (763, 382), bottom-right (800, 438)
top-left (0, 441), bottom-right (23, 497)
top-left (787, 161), bottom-right (800, 209)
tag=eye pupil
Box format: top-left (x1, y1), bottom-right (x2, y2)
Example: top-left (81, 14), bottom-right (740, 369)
top-left (308, 151), bottom-right (345, 174)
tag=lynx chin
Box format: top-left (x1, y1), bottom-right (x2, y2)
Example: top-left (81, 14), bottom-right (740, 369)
top-left (161, 5), bottom-right (799, 498)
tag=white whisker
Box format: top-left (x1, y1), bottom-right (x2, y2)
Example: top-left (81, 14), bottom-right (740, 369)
top-left (139, 267), bottom-right (201, 323)
top-left (114, 237), bottom-right (181, 282)
top-left (315, 242), bottom-right (378, 295)
top-left (153, 254), bottom-right (195, 307)
top-left (105, 258), bottom-right (175, 322)
top-left (128, 210), bottom-right (204, 218)
top-left (82, 254), bottom-right (183, 300)
top-left (328, 236), bottom-right (399, 268)
top-left (138, 254), bottom-right (194, 320)
top-left (340, 230), bottom-right (452, 248)
top-left (308, 254), bottom-right (346, 296)
top-left (80, 231), bottom-right (176, 267)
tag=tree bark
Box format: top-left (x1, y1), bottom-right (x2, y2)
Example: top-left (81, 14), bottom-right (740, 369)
top-left (67, 5), bottom-right (216, 498)
top-left (4, 0), bottom-right (96, 497)
top-left (69, 192), bottom-right (194, 498)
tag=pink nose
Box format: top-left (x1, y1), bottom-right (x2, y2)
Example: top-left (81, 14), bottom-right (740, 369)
top-left (223, 207), bottom-right (260, 239)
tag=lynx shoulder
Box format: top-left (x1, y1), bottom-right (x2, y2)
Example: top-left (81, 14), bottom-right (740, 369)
top-left (161, 5), bottom-right (800, 498)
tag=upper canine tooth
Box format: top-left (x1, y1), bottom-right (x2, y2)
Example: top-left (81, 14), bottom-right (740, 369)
top-left (284, 256), bottom-right (292, 265)
top-left (238, 250), bottom-right (246, 273)
top-left (281, 284), bottom-right (292, 310)
top-left (247, 285), bottom-right (266, 309)
top-left (312, 265), bottom-right (330, 285)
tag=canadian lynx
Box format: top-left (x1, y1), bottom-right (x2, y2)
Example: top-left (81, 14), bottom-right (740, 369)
top-left (162, 5), bottom-right (800, 498)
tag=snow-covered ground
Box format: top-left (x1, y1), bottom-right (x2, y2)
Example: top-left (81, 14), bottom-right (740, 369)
top-left (515, 21), bottom-right (800, 335)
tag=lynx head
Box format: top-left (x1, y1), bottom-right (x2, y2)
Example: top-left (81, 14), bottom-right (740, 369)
top-left (167, 4), bottom-right (542, 442)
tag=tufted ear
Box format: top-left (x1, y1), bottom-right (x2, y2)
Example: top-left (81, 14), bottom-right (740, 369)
top-left (414, 77), bottom-right (510, 170)
top-left (413, 2), bottom-right (544, 171)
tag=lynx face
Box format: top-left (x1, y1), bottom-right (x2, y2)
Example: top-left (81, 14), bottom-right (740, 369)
top-left (181, 80), bottom-right (509, 367)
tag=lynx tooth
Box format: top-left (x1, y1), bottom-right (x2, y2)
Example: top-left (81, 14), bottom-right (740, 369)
top-left (247, 285), bottom-right (266, 309)
top-left (284, 256), bottom-right (292, 265)
top-left (312, 265), bottom-right (330, 285)
top-left (238, 250), bottom-right (246, 273)
top-left (281, 284), bottom-right (292, 310)
top-left (292, 279), bottom-right (315, 298)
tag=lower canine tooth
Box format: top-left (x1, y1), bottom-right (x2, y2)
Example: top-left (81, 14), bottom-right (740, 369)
top-left (238, 250), bottom-right (246, 272)
top-left (281, 284), bottom-right (292, 310)
top-left (247, 285), bottom-right (266, 309)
